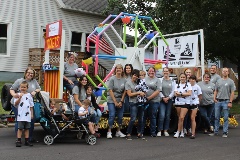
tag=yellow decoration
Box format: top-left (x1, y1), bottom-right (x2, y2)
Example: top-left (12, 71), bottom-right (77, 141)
top-left (82, 57), bottom-right (93, 65)
top-left (220, 116), bottom-right (238, 127)
top-left (154, 63), bottom-right (162, 70)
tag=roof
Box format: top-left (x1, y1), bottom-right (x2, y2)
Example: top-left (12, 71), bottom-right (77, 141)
top-left (55, 0), bottom-right (108, 15)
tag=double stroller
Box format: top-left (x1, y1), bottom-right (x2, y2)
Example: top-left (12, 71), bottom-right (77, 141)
top-left (36, 91), bottom-right (97, 145)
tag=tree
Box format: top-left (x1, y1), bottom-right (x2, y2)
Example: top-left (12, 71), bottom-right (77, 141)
top-left (104, 0), bottom-right (240, 101)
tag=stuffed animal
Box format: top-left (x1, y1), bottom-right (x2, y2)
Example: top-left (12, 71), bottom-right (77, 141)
top-left (74, 68), bottom-right (86, 78)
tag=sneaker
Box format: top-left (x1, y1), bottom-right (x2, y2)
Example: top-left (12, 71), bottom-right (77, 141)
top-left (126, 135), bottom-right (132, 140)
top-left (157, 132), bottom-right (162, 137)
top-left (209, 133), bottom-right (218, 136)
top-left (180, 131), bottom-right (184, 138)
top-left (222, 133), bottom-right (228, 138)
top-left (190, 135), bottom-right (195, 139)
top-left (183, 128), bottom-right (187, 134)
top-left (173, 131), bottom-right (179, 138)
top-left (107, 132), bottom-right (112, 139)
top-left (16, 141), bottom-right (21, 147)
top-left (137, 134), bottom-right (145, 140)
top-left (210, 126), bottom-right (214, 132)
top-left (115, 131), bottom-right (126, 138)
top-left (25, 141), bottom-right (33, 146)
top-left (164, 132), bottom-right (170, 137)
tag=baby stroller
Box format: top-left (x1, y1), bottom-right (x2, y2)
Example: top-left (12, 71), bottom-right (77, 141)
top-left (36, 91), bottom-right (97, 145)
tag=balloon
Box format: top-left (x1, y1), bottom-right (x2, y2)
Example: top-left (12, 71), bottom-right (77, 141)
top-left (121, 16), bottom-right (131, 24)
top-left (154, 63), bottom-right (162, 70)
top-left (146, 32), bottom-right (155, 40)
top-left (82, 57), bottom-right (93, 65)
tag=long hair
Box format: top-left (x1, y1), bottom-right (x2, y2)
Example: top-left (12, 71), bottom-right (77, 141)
top-left (177, 73), bottom-right (188, 89)
top-left (78, 75), bottom-right (88, 90)
top-left (124, 64), bottom-right (133, 77)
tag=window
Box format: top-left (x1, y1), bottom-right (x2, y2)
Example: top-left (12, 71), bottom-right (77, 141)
top-left (70, 32), bottom-right (95, 53)
top-left (71, 32), bottom-right (82, 52)
top-left (0, 22), bottom-right (12, 56)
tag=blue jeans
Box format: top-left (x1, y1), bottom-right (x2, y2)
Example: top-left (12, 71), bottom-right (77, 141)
top-left (12, 105), bottom-right (35, 140)
top-left (108, 102), bottom-right (124, 128)
top-left (124, 95), bottom-right (130, 113)
top-left (127, 103), bottom-right (144, 135)
top-left (88, 107), bottom-right (102, 124)
top-left (158, 100), bottom-right (173, 131)
top-left (214, 101), bottom-right (230, 134)
top-left (63, 79), bottom-right (79, 93)
top-left (210, 104), bottom-right (215, 127)
top-left (142, 102), bottom-right (159, 135)
top-left (199, 104), bottom-right (214, 130)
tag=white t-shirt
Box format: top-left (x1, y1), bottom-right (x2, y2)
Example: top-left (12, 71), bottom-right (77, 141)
top-left (174, 83), bottom-right (192, 105)
top-left (14, 93), bottom-right (34, 122)
top-left (190, 84), bottom-right (202, 105)
top-left (78, 106), bottom-right (87, 119)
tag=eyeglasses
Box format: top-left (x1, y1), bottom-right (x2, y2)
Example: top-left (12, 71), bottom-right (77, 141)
top-left (27, 72), bottom-right (34, 75)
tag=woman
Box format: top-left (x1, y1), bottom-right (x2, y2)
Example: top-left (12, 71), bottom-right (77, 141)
top-left (86, 85), bottom-right (102, 131)
top-left (198, 73), bottom-right (215, 133)
top-left (173, 73), bottom-right (192, 138)
top-left (142, 67), bottom-right (161, 137)
top-left (72, 75), bottom-right (88, 112)
top-left (107, 64), bottom-right (126, 139)
top-left (63, 52), bottom-right (79, 92)
top-left (188, 75), bottom-right (202, 139)
top-left (123, 64), bottom-right (133, 113)
top-left (157, 67), bottom-right (175, 137)
top-left (10, 67), bottom-right (41, 143)
top-left (125, 69), bottom-right (145, 140)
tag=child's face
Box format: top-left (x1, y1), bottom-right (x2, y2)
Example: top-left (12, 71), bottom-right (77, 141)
top-left (86, 88), bottom-right (92, 95)
top-left (20, 84), bottom-right (28, 92)
top-left (50, 102), bottom-right (55, 108)
top-left (139, 72), bottom-right (146, 79)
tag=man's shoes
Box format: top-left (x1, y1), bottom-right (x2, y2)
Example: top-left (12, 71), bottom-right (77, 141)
top-left (222, 133), bottom-right (228, 138)
top-left (157, 132), bottom-right (161, 137)
top-left (16, 141), bottom-right (21, 147)
top-left (164, 132), bottom-right (170, 137)
top-left (107, 132), bottom-right (112, 139)
top-left (126, 135), bottom-right (132, 140)
top-left (137, 134), bottom-right (145, 140)
top-left (115, 131), bottom-right (126, 138)
top-left (209, 133), bottom-right (218, 136)
top-left (25, 141), bottom-right (33, 146)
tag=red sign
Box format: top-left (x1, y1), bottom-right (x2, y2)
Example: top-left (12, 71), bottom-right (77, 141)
top-left (44, 20), bottom-right (62, 50)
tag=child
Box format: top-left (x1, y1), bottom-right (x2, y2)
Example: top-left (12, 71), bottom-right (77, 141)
top-left (135, 70), bottom-right (149, 107)
top-left (78, 99), bottom-right (100, 137)
top-left (50, 99), bottom-right (69, 121)
top-left (14, 81), bottom-right (34, 147)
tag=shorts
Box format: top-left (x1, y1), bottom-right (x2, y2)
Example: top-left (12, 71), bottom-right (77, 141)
top-left (18, 121), bottom-right (31, 129)
top-left (189, 105), bottom-right (198, 110)
top-left (175, 104), bottom-right (190, 109)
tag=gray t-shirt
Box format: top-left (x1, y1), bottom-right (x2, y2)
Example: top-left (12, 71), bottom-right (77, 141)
top-left (10, 78), bottom-right (41, 93)
top-left (107, 76), bottom-right (126, 103)
top-left (198, 81), bottom-right (215, 105)
top-left (159, 78), bottom-right (175, 99)
top-left (215, 78), bottom-right (235, 100)
top-left (64, 62), bottom-right (78, 81)
top-left (210, 73), bottom-right (221, 84)
top-left (145, 76), bottom-right (161, 102)
top-left (10, 78), bottom-right (41, 105)
top-left (125, 79), bottom-right (138, 103)
top-left (72, 85), bottom-right (86, 105)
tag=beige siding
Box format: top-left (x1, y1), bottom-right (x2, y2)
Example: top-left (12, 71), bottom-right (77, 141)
top-left (0, 0), bottom-right (119, 72)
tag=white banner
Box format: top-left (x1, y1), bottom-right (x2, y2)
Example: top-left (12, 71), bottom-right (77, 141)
top-left (158, 34), bottom-right (199, 68)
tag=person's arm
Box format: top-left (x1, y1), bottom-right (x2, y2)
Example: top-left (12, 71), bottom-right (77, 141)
top-left (30, 107), bottom-right (34, 119)
top-left (127, 90), bottom-right (144, 97)
top-left (182, 90), bottom-right (192, 97)
top-left (147, 90), bottom-right (160, 101)
top-left (14, 93), bottom-right (23, 106)
top-left (74, 94), bottom-right (83, 106)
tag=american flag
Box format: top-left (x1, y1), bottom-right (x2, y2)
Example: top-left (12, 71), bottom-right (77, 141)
top-left (89, 34), bottom-right (114, 55)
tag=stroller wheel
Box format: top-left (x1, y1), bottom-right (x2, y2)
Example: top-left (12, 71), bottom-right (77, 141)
top-left (44, 135), bottom-right (54, 145)
top-left (86, 135), bottom-right (97, 145)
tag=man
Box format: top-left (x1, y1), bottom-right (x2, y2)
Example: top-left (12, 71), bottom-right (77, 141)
top-left (210, 65), bottom-right (221, 84)
top-left (209, 67), bottom-right (235, 137)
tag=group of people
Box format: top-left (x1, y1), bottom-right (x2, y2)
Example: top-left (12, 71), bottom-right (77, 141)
top-left (10, 51), bottom-right (236, 147)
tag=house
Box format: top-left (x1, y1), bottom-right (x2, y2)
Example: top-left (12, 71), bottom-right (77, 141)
top-left (0, 0), bottom-right (121, 81)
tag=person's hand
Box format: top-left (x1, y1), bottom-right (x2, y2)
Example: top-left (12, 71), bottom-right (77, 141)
top-left (138, 92), bottom-right (145, 97)
top-left (118, 101), bottom-right (123, 108)
top-left (214, 99), bottom-right (218, 103)
top-left (19, 93), bottom-right (24, 98)
top-left (85, 110), bottom-right (88, 114)
top-left (114, 101), bottom-right (119, 107)
top-left (13, 93), bottom-right (20, 98)
top-left (31, 91), bottom-right (36, 97)
top-left (163, 97), bottom-right (169, 103)
top-left (228, 102), bottom-right (232, 108)
top-left (68, 79), bottom-right (74, 85)
top-left (176, 92), bottom-right (181, 97)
